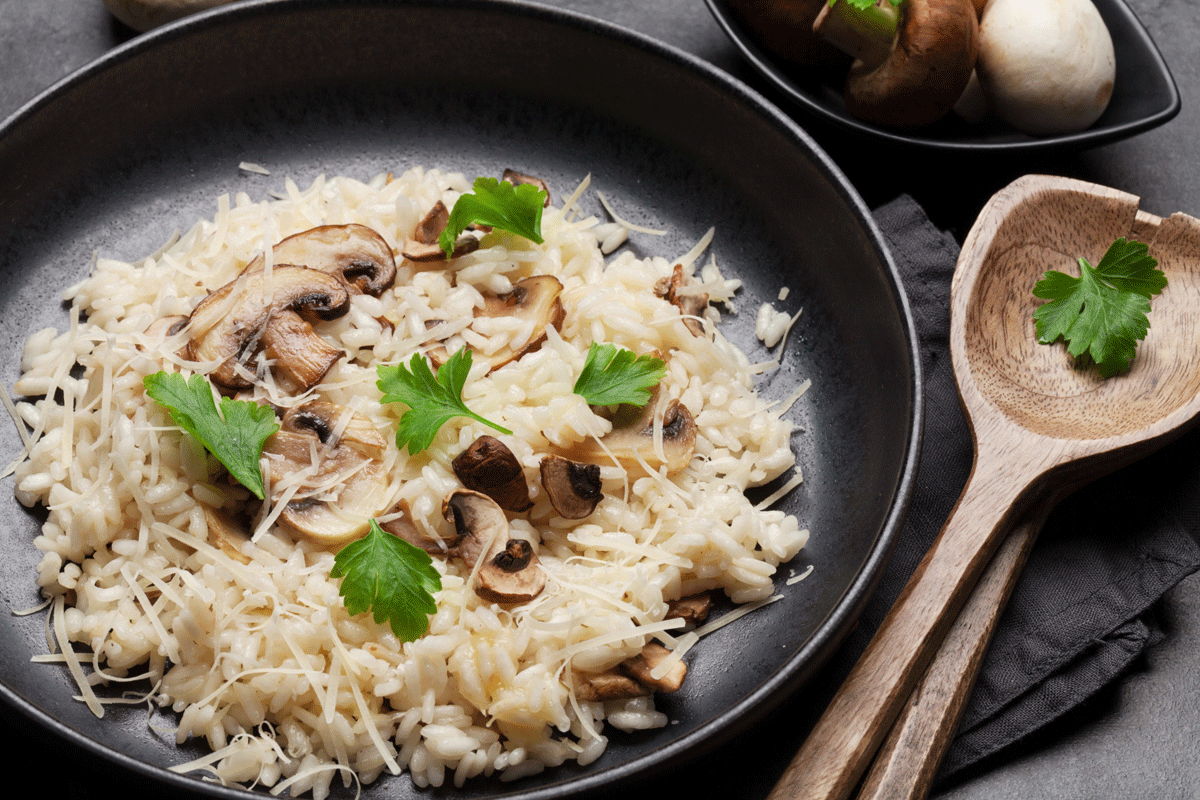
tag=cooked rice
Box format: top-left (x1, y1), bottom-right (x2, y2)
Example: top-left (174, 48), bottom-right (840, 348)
top-left (10, 167), bottom-right (807, 797)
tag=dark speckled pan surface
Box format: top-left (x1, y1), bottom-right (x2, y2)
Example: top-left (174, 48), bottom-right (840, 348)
top-left (0, 1), bottom-right (920, 798)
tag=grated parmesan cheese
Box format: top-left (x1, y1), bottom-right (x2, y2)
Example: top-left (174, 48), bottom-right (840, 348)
top-left (10, 167), bottom-right (811, 793)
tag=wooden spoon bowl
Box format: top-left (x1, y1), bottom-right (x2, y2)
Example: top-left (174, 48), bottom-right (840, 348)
top-left (961, 179), bottom-right (1200, 442)
top-left (770, 174), bottom-right (1200, 800)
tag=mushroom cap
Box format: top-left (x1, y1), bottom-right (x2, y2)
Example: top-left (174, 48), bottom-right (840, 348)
top-left (452, 436), bottom-right (534, 512)
top-left (565, 386), bottom-right (698, 478)
top-left (975, 0), bottom-right (1115, 135)
top-left (262, 402), bottom-right (389, 545)
top-left (844, 0), bottom-right (980, 128)
top-left (539, 455), bottom-right (603, 519)
top-left (186, 265), bottom-right (349, 391)
top-left (200, 505), bottom-right (252, 565)
top-left (474, 275), bottom-right (566, 373)
top-left (400, 200), bottom-right (485, 263)
top-left (380, 498), bottom-right (453, 554)
top-left (620, 641), bottom-right (687, 693)
top-left (247, 224), bottom-right (398, 297)
top-left (442, 490), bottom-right (546, 604)
top-left (655, 263), bottom-right (710, 337)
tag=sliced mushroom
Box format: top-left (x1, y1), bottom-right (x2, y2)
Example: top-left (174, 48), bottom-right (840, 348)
top-left (666, 593), bottom-right (713, 626)
top-left (186, 265), bottom-right (350, 392)
top-left (474, 275), bottom-right (565, 373)
top-left (144, 314), bottom-right (189, 341)
top-left (441, 490), bottom-right (545, 604)
top-left (140, 314), bottom-right (190, 357)
top-left (401, 201), bottom-right (483, 262)
top-left (539, 455), bottom-right (602, 519)
top-left (244, 224), bottom-right (397, 297)
top-left (619, 641), bottom-right (687, 693)
top-left (262, 401), bottom-right (389, 545)
top-left (501, 169), bottom-right (552, 207)
top-left (655, 264), bottom-right (709, 337)
top-left (201, 505), bottom-right (252, 565)
top-left (452, 436), bottom-right (533, 512)
top-left (573, 671), bottom-right (649, 702)
top-left (379, 498), bottom-right (452, 554)
top-left (565, 385), bottom-right (697, 477)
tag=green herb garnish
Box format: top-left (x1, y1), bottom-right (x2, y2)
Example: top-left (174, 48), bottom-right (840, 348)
top-left (1033, 237), bottom-right (1166, 377)
top-left (331, 520), bottom-right (442, 642)
top-left (376, 349), bottom-right (512, 454)
top-left (143, 371), bottom-right (279, 499)
top-left (439, 177), bottom-right (546, 257)
top-left (573, 343), bottom-right (667, 407)
top-left (829, 0), bottom-right (901, 9)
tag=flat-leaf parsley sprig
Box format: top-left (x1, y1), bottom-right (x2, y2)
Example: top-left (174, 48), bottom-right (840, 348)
top-left (143, 371), bottom-right (279, 499)
top-left (573, 343), bottom-right (667, 407)
top-left (376, 349), bottom-right (512, 454)
top-left (439, 177), bottom-right (547, 258)
top-left (331, 520), bottom-right (442, 642)
top-left (1033, 237), bottom-right (1166, 377)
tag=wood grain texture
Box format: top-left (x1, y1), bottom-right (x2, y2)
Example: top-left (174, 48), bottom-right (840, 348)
top-left (769, 175), bottom-right (1200, 800)
top-left (855, 506), bottom-right (1051, 800)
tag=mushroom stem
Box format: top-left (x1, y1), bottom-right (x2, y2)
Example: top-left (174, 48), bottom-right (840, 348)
top-left (813, 0), bottom-right (901, 68)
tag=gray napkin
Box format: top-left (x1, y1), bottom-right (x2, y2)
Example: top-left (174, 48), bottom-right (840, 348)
top-left (868, 195), bottom-right (1200, 785)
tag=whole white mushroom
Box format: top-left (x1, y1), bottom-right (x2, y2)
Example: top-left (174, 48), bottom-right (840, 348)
top-left (975, 0), bottom-right (1116, 135)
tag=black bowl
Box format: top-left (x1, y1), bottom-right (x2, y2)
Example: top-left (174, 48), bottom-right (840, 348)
top-left (705, 0), bottom-right (1181, 153)
top-left (0, 1), bottom-right (921, 797)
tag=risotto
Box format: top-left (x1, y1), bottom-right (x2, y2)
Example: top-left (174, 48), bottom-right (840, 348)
top-left (9, 166), bottom-right (807, 796)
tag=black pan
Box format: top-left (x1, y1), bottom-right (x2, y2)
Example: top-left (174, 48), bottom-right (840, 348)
top-left (0, 1), bottom-right (920, 798)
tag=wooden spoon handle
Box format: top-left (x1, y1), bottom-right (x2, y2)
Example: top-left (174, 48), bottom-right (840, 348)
top-left (854, 502), bottom-right (1052, 800)
top-left (768, 449), bottom-right (1042, 800)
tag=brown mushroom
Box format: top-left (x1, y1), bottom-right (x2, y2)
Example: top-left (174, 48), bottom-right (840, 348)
top-left (186, 265), bottom-right (350, 392)
top-left (441, 490), bottom-right (545, 604)
top-left (379, 498), bottom-right (453, 554)
top-left (474, 275), bottom-right (565, 373)
top-left (201, 505), bottom-right (252, 565)
top-left (400, 201), bottom-right (483, 263)
top-left (565, 385), bottom-right (697, 477)
top-left (452, 436), bottom-right (533, 512)
top-left (245, 224), bottom-right (397, 297)
top-left (140, 314), bottom-right (190, 357)
top-left (655, 264), bottom-right (710, 337)
top-left (573, 671), bottom-right (649, 702)
top-left (572, 640), bottom-right (688, 701)
top-left (144, 314), bottom-right (189, 341)
top-left (814, 0), bottom-right (980, 128)
top-left (261, 401), bottom-right (389, 545)
top-left (501, 169), bottom-right (552, 207)
top-left (539, 455), bottom-right (602, 519)
top-left (619, 641), bottom-right (687, 693)
top-left (666, 593), bottom-right (713, 626)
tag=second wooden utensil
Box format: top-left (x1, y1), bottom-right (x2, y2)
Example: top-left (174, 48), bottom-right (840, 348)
top-left (769, 174), bottom-right (1200, 800)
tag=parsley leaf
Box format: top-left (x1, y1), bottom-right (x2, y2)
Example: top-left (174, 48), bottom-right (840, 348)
top-left (829, 0), bottom-right (902, 9)
top-left (331, 520), bottom-right (442, 642)
top-left (439, 177), bottom-right (546, 257)
top-left (377, 349), bottom-right (512, 454)
top-left (573, 343), bottom-right (667, 406)
top-left (1032, 238), bottom-right (1166, 377)
top-left (143, 371), bottom-right (279, 499)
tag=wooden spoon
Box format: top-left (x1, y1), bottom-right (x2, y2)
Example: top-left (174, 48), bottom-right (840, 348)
top-left (768, 174), bottom-right (1200, 800)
